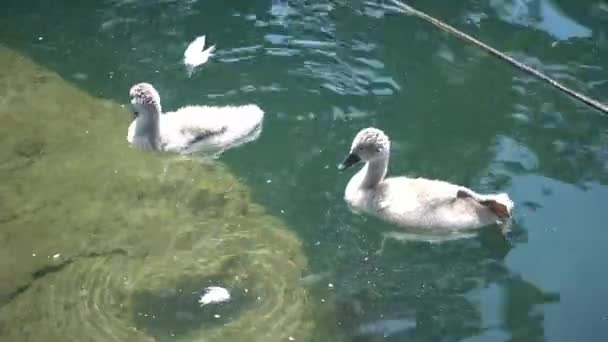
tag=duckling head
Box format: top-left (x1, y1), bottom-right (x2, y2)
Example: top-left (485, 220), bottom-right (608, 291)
top-left (129, 82), bottom-right (162, 117)
top-left (338, 127), bottom-right (390, 171)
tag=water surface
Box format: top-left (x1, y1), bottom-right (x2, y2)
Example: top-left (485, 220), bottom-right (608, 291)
top-left (1, 0), bottom-right (607, 341)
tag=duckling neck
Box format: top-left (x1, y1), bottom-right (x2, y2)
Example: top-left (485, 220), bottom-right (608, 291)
top-left (133, 109), bottom-right (161, 150)
top-left (360, 155), bottom-right (388, 188)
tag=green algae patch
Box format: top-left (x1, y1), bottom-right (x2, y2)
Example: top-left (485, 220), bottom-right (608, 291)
top-left (0, 46), bottom-right (318, 341)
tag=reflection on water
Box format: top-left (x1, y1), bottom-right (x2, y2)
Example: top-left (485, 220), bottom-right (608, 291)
top-left (270, 0), bottom-right (290, 22)
top-left (490, 0), bottom-right (592, 40)
top-left (1, 0), bottom-right (608, 341)
top-left (354, 317), bottom-right (416, 339)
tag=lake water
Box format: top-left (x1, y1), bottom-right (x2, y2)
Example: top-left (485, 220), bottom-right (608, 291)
top-left (1, 0), bottom-right (607, 341)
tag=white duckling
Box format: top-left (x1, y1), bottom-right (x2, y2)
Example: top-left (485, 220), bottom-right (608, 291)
top-left (184, 35), bottom-right (216, 77)
top-left (127, 82), bottom-right (263, 155)
top-left (338, 127), bottom-right (513, 233)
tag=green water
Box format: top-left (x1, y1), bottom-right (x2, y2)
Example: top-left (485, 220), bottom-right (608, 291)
top-left (1, 0), bottom-right (608, 341)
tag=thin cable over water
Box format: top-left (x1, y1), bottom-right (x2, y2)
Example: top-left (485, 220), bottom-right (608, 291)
top-left (387, 0), bottom-right (608, 116)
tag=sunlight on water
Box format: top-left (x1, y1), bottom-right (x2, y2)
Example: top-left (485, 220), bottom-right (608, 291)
top-left (1, 0), bottom-right (608, 341)
top-left (490, 0), bottom-right (592, 40)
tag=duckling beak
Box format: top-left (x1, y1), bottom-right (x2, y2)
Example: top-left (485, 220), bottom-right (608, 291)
top-left (338, 153), bottom-right (361, 171)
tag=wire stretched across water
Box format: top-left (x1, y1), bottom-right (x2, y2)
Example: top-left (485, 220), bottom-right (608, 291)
top-left (387, 0), bottom-right (608, 115)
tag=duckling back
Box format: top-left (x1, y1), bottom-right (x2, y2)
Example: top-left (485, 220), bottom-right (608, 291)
top-left (166, 104), bottom-right (264, 155)
top-left (346, 176), bottom-right (511, 232)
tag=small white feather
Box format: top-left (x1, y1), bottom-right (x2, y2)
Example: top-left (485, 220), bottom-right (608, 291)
top-left (184, 35), bottom-right (216, 77)
top-left (198, 286), bottom-right (231, 306)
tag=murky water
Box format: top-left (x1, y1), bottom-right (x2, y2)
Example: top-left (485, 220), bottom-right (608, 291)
top-left (1, 0), bottom-right (607, 341)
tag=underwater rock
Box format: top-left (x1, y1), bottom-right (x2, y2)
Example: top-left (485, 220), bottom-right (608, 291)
top-left (0, 46), bottom-right (319, 341)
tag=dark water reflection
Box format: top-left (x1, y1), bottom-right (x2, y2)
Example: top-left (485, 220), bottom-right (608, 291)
top-left (1, 0), bottom-right (607, 341)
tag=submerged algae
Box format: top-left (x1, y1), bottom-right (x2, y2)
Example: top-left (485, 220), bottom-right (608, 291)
top-left (0, 46), bottom-right (320, 341)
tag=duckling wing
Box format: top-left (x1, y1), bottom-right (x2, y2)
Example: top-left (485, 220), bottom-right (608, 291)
top-left (158, 109), bottom-right (226, 152)
top-left (179, 123), bottom-right (228, 145)
top-left (162, 105), bottom-right (263, 154)
top-left (376, 177), bottom-right (467, 225)
top-left (375, 178), bottom-right (422, 213)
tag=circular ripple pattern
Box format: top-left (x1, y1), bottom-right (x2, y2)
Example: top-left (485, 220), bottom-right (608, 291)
top-left (1, 192), bottom-right (315, 342)
top-left (3, 217), bottom-right (313, 341)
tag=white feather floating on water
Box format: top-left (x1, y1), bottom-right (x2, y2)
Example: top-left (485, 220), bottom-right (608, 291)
top-left (184, 35), bottom-right (216, 77)
top-left (198, 286), bottom-right (231, 307)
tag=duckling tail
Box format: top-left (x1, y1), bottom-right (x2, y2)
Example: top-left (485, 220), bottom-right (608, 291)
top-left (457, 190), bottom-right (512, 220)
top-left (479, 198), bottom-right (511, 220)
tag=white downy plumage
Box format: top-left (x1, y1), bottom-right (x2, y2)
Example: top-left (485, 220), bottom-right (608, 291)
top-left (198, 286), bottom-right (231, 306)
top-left (338, 127), bottom-right (514, 233)
top-left (184, 35), bottom-right (216, 77)
top-left (127, 82), bottom-right (264, 156)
